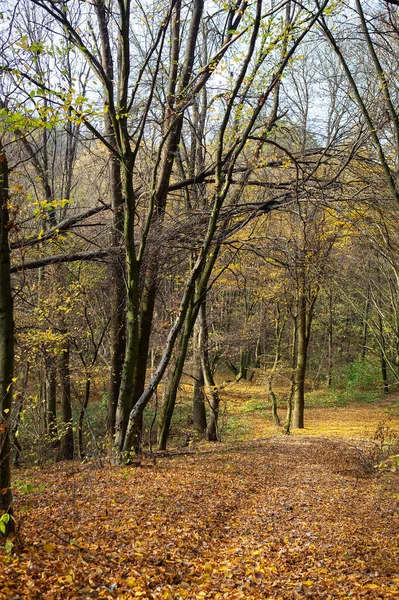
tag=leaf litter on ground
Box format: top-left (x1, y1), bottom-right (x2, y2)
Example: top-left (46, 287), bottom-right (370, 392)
top-left (1, 407), bottom-right (399, 599)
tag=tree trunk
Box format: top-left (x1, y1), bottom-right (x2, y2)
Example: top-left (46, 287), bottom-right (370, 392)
top-left (270, 388), bottom-right (281, 427)
top-left (327, 288), bottom-right (333, 387)
top-left (292, 289), bottom-right (307, 429)
top-left (361, 285), bottom-right (370, 362)
top-left (78, 376), bottom-right (91, 460)
top-left (45, 354), bottom-right (57, 439)
top-left (269, 301), bottom-right (284, 426)
top-left (192, 316), bottom-right (207, 433)
top-left (93, 3), bottom-right (126, 439)
top-left (107, 159), bottom-right (126, 439)
top-left (285, 321), bottom-right (297, 435)
top-left (378, 312), bottom-right (389, 393)
top-left (157, 304), bottom-right (194, 450)
top-left (57, 341), bottom-right (74, 461)
top-left (130, 272), bottom-right (158, 431)
top-left (0, 138), bottom-right (14, 535)
top-left (236, 349), bottom-right (250, 381)
top-left (114, 157), bottom-right (141, 453)
top-left (200, 303), bottom-right (221, 442)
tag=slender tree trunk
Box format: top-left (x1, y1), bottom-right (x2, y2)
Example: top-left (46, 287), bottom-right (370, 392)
top-left (255, 331), bottom-right (262, 369)
top-left (292, 289), bottom-right (307, 429)
top-left (270, 387), bottom-right (281, 427)
top-left (285, 320), bottom-right (297, 435)
top-left (361, 285), bottom-right (370, 362)
top-left (236, 349), bottom-right (250, 381)
top-left (378, 312), bottom-right (389, 393)
top-left (78, 376), bottom-right (91, 460)
top-left (130, 272), bottom-right (158, 430)
top-left (201, 302), bottom-right (221, 442)
top-left (0, 138), bottom-right (14, 535)
top-left (327, 288), bottom-right (333, 387)
top-left (57, 341), bottom-right (74, 461)
top-left (269, 302), bottom-right (284, 426)
top-left (285, 380), bottom-right (295, 435)
top-left (157, 302), bottom-right (194, 450)
top-left (192, 315), bottom-right (207, 433)
top-left (45, 354), bottom-right (57, 439)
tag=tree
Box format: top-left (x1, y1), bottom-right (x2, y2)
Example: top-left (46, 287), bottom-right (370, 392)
top-left (1, 0), bottom-right (332, 462)
top-left (320, 1), bottom-right (399, 205)
top-left (0, 123), bottom-right (14, 537)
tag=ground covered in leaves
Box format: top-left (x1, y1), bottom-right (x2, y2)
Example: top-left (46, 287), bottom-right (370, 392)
top-left (1, 403), bottom-right (399, 599)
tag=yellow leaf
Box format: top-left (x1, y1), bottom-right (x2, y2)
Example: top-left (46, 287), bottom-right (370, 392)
top-left (270, 565), bottom-right (278, 573)
top-left (304, 580), bottom-right (313, 587)
top-left (43, 542), bottom-right (56, 552)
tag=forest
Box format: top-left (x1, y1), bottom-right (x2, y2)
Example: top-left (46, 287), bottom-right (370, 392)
top-left (1, 0), bottom-right (399, 598)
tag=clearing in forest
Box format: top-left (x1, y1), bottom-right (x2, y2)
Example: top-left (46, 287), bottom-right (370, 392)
top-left (1, 401), bottom-right (399, 599)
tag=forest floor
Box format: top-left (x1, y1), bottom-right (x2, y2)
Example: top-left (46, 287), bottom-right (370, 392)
top-left (1, 392), bottom-right (399, 599)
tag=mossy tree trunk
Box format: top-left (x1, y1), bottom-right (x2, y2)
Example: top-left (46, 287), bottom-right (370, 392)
top-left (157, 301), bottom-right (195, 450)
top-left (192, 315), bottom-right (207, 433)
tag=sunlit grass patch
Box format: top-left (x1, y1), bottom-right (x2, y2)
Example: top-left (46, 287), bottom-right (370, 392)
top-left (220, 378), bottom-right (399, 442)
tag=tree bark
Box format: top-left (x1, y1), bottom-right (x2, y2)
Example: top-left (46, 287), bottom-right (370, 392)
top-left (92, 1), bottom-right (127, 441)
top-left (78, 377), bottom-right (91, 460)
top-left (292, 264), bottom-right (319, 430)
top-left (157, 301), bottom-right (194, 450)
top-left (0, 137), bottom-right (14, 535)
top-left (117, 0), bottom-right (206, 452)
top-left (378, 312), bottom-right (389, 393)
top-left (361, 285), bottom-right (370, 362)
top-left (285, 321), bottom-right (297, 435)
top-left (200, 302), bottom-right (221, 442)
top-left (269, 302), bottom-right (284, 426)
top-left (292, 287), bottom-right (307, 428)
top-left (192, 315), bottom-right (207, 433)
top-left (57, 341), bottom-right (74, 461)
top-left (327, 288), bottom-right (333, 387)
top-left (114, 153), bottom-right (141, 453)
top-left (45, 354), bottom-right (57, 440)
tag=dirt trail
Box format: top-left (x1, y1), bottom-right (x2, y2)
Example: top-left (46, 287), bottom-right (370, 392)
top-left (1, 436), bottom-right (398, 599)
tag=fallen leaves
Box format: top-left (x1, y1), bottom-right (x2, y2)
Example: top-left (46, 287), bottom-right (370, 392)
top-left (1, 426), bottom-right (399, 598)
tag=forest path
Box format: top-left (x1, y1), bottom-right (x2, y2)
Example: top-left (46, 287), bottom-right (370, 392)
top-left (1, 434), bottom-right (398, 599)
